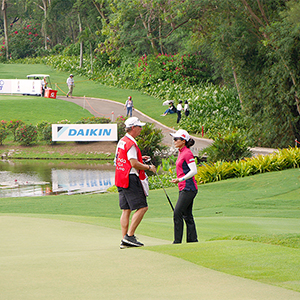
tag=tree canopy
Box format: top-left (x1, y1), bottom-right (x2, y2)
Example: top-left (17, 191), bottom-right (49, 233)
top-left (1, 0), bottom-right (300, 148)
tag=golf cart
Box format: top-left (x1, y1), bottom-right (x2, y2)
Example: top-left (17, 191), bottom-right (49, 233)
top-left (26, 74), bottom-right (57, 98)
top-left (27, 74), bottom-right (52, 88)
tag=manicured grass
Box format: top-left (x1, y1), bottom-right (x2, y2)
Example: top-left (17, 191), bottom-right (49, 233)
top-left (0, 63), bottom-right (177, 128)
top-left (0, 95), bottom-right (92, 124)
top-left (1, 168), bottom-right (300, 292)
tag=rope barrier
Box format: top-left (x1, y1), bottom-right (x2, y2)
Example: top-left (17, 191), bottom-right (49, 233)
top-left (295, 139), bottom-right (300, 146)
top-left (55, 80), bottom-right (90, 95)
top-left (55, 79), bottom-right (90, 85)
top-left (55, 83), bottom-right (108, 118)
top-left (84, 96), bottom-right (107, 117)
top-left (55, 83), bottom-right (67, 95)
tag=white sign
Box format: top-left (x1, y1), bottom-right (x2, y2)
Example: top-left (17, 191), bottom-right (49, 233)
top-left (52, 124), bottom-right (118, 141)
top-left (0, 79), bottom-right (42, 95)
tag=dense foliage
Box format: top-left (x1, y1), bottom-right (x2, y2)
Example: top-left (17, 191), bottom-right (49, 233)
top-left (15, 124), bottom-right (38, 146)
top-left (201, 132), bottom-right (253, 163)
top-left (20, 54), bottom-right (244, 141)
top-left (136, 123), bottom-right (165, 165)
top-left (195, 147), bottom-right (300, 184)
top-left (1, 0), bottom-right (300, 148)
top-left (0, 121), bottom-right (9, 145)
top-left (147, 147), bottom-right (300, 190)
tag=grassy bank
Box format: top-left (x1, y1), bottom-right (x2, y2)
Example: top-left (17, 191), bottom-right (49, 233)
top-left (1, 168), bottom-right (300, 292)
top-left (0, 63), bottom-right (177, 128)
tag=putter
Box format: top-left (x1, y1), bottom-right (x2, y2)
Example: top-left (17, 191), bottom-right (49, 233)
top-left (144, 158), bottom-right (174, 211)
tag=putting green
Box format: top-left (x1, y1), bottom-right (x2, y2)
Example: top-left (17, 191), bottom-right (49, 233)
top-left (1, 216), bottom-right (299, 300)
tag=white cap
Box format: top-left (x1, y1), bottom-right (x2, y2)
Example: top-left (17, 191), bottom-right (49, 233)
top-left (170, 129), bottom-right (190, 141)
top-left (125, 117), bottom-right (146, 128)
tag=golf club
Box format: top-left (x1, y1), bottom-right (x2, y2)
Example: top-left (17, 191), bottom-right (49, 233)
top-left (144, 158), bottom-right (174, 211)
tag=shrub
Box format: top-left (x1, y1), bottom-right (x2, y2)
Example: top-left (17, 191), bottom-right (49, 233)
top-left (36, 121), bottom-right (50, 138)
top-left (0, 121), bottom-right (9, 145)
top-left (114, 116), bottom-right (126, 140)
top-left (195, 161), bottom-right (235, 184)
top-left (201, 131), bottom-right (253, 163)
top-left (0, 44), bottom-right (6, 62)
top-left (15, 124), bottom-right (38, 145)
top-left (9, 21), bottom-right (43, 59)
top-left (6, 119), bottom-right (25, 141)
top-left (136, 123), bottom-right (166, 164)
top-left (194, 147), bottom-right (300, 185)
top-left (75, 116), bottom-right (110, 124)
top-left (41, 119), bottom-right (70, 144)
top-left (42, 123), bottom-right (55, 145)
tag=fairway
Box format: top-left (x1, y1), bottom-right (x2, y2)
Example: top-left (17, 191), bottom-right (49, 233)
top-left (0, 95), bottom-right (92, 124)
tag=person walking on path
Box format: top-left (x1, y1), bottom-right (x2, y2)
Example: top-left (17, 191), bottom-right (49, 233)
top-left (184, 100), bottom-right (190, 117)
top-left (115, 117), bottom-right (156, 248)
top-left (66, 74), bottom-right (75, 97)
top-left (170, 129), bottom-right (198, 244)
top-left (124, 96), bottom-right (134, 117)
top-left (176, 100), bottom-right (183, 123)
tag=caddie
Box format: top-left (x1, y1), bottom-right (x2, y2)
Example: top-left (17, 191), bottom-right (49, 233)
top-left (115, 117), bottom-right (156, 248)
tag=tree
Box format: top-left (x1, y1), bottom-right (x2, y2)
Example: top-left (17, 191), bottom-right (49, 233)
top-left (1, 0), bottom-right (8, 59)
top-left (187, 0), bottom-right (300, 147)
top-left (32, 0), bottom-right (52, 49)
top-left (96, 0), bottom-right (202, 61)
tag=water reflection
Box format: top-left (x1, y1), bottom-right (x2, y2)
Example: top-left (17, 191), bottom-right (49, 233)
top-left (52, 169), bottom-right (114, 194)
top-left (0, 160), bottom-right (115, 198)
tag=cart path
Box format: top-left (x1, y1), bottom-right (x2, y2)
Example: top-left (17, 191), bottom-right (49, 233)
top-left (58, 96), bottom-right (276, 156)
top-left (1, 215), bottom-right (299, 300)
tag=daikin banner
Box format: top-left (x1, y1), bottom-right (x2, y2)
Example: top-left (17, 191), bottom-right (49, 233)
top-left (52, 124), bottom-right (118, 142)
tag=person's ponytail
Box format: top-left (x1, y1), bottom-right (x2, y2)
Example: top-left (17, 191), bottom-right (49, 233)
top-left (186, 138), bottom-right (195, 148)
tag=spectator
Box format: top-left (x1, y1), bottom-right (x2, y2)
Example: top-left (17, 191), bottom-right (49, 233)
top-left (41, 77), bottom-right (47, 97)
top-left (176, 100), bottom-right (183, 123)
top-left (184, 100), bottom-right (190, 117)
top-left (124, 96), bottom-right (134, 117)
top-left (161, 102), bottom-right (177, 116)
top-left (66, 74), bottom-right (75, 98)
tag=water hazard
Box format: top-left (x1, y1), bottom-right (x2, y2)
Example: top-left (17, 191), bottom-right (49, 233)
top-left (0, 160), bottom-right (115, 198)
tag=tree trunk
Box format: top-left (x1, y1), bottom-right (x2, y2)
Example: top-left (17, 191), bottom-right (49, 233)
top-left (42, 0), bottom-right (48, 50)
top-left (90, 42), bottom-right (93, 73)
top-left (1, 0), bottom-right (8, 59)
top-left (78, 13), bottom-right (83, 68)
top-left (231, 62), bottom-right (243, 108)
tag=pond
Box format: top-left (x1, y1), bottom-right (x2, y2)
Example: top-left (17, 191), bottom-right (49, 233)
top-left (0, 159), bottom-right (115, 198)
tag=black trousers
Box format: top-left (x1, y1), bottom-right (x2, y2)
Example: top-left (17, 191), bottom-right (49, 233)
top-left (173, 190), bottom-right (198, 243)
top-left (177, 111), bottom-right (181, 123)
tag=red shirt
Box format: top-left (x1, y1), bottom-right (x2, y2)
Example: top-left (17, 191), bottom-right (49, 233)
top-left (115, 135), bottom-right (146, 188)
top-left (176, 146), bottom-right (198, 191)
